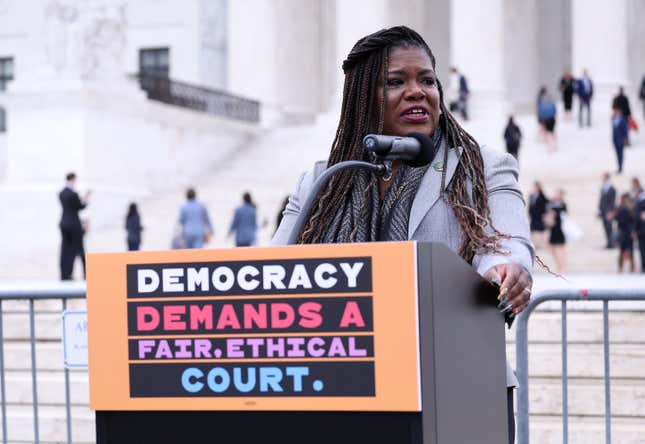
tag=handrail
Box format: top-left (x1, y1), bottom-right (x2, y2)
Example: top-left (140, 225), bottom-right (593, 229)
top-left (133, 73), bottom-right (260, 123)
top-left (515, 288), bottom-right (645, 444)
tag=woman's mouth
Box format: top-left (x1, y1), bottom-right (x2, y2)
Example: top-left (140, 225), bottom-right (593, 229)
top-left (400, 107), bottom-right (429, 123)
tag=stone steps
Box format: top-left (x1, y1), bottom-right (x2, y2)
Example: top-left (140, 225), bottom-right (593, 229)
top-left (529, 415), bottom-right (644, 444)
top-left (528, 377), bottom-right (645, 417)
top-left (1, 371), bottom-right (88, 406)
top-left (0, 404), bottom-right (94, 443)
top-left (506, 342), bottom-right (645, 378)
top-left (505, 310), bottom-right (645, 343)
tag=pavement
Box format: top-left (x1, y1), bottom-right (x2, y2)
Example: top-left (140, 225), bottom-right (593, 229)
top-left (2, 93), bottom-right (645, 283)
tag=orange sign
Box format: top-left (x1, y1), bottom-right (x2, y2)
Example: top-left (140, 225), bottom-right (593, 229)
top-left (87, 242), bottom-right (421, 411)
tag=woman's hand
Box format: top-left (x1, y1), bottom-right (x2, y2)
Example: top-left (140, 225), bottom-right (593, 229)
top-left (484, 263), bottom-right (533, 317)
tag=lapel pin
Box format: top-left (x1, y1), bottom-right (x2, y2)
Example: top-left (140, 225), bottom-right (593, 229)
top-left (432, 161), bottom-right (444, 172)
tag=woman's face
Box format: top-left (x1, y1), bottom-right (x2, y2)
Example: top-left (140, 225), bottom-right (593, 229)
top-left (377, 47), bottom-right (441, 137)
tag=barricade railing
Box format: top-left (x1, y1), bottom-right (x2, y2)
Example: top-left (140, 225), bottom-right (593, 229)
top-left (515, 288), bottom-right (645, 444)
top-left (0, 287), bottom-right (87, 444)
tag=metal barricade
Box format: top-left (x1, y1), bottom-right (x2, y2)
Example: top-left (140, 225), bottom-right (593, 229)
top-left (515, 288), bottom-right (645, 444)
top-left (0, 287), bottom-right (86, 444)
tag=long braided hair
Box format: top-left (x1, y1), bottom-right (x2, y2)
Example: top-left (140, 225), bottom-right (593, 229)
top-left (298, 26), bottom-right (509, 263)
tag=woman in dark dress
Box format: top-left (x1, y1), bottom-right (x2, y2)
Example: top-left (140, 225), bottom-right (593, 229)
top-left (528, 181), bottom-right (548, 248)
top-left (125, 202), bottom-right (143, 251)
top-left (614, 193), bottom-right (635, 273)
top-left (547, 189), bottom-right (567, 273)
top-left (559, 69), bottom-right (575, 119)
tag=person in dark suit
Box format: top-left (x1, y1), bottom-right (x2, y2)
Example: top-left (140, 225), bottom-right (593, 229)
top-left (598, 172), bottom-right (617, 248)
top-left (612, 105), bottom-right (629, 173)
top-left (640, 76), bottom-right (645, 120)
top-left (634, 189), bottom-right (645, 273)
top-left (59, 172), bottom-right (90, 280)
top-left (576, 69), bottom-right (594, 127)
top-left (125, 202), bottom-right (143, 251)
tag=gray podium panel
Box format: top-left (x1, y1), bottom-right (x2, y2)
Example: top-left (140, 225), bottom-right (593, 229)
top-left (417, 242), bottom-right (508, 444)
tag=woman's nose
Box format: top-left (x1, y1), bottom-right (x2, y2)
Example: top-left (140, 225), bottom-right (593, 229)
top-left (404, 82), bottom-right (425, 100)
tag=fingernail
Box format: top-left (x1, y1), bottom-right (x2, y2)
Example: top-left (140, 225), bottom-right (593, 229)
top-left (497, 297), bottom-right (509, 309)
top-left (492, 277), bottom-right (501, 286)
top-left (500, 304), bottom-right (513, 314)
top-left (497, 287), bottom-right (508, 301)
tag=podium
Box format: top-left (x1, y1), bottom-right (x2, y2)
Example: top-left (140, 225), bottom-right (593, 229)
top-left (87, 241), bottom-right (507, 444)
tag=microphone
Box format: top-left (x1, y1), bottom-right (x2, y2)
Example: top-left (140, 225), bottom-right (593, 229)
top-left (362, 132), bottom-right (437, 167)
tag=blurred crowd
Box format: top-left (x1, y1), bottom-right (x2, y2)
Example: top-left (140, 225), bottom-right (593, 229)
top-left (56, 68), bottom-right (645, 280)
top-left (528, 175), bottom-right (645, 275)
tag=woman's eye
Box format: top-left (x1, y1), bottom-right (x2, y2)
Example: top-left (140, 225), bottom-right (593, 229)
top-left (422, 77), bottom-right (436, 86)
top-left (386, 78), bottom-right (403, 87)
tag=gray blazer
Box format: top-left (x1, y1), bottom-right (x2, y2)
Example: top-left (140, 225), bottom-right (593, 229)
top-left (272, 141), bottom-right (534, 387)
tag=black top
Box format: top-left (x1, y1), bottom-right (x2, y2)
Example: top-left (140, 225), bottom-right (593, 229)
top-left (635, 198), bottom-right (645, 237)
top-left (598, 185), bottom-right (616, 215)
top-left (528, 191), bottom-right (548, 232)
top-left (548, 201), bottom-right (567, 245)
top-left (503, 122), bottom-right (522, 150)
top-left (126, 213), bottom-right (143, 241)
top-left (59, 187), bottom-right (86, 231)
top-left (616, 207), bottom-right (634, 234)
top-left (560, 77), bottom-right (575, 98)
top-left (612, 94), bottom-right (631, 118)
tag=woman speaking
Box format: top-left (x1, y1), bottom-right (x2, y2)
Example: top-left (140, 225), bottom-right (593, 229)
top-left (273, 26), bottom-right (533, 443)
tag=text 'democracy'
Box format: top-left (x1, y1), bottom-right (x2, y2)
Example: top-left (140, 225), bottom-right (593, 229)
top-left (126, 257), bottom-right (372, 298)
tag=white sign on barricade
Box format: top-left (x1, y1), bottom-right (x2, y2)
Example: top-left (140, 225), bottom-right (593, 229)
top-left (62, 310), bottom-right (88, 369)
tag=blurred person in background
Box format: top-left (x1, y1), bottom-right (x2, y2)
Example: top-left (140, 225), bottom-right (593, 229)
top-left (576, 68), bottom-right (594, 128)
top-left (229, 192), bottom-right (258, 247)
top-left (611, 104), bottom-right (629, 174)
top-left (59, 172), bottom-right (90, 280)
top-left (449, 66), bottom-right (469, 120)
top-left (546, 189), bottom-right (567, 274)
top-left (639, 76), bottom-right (645, 120)
top-left (503, 115), bottom-right (522, 160)
top-left (125, 202), bottom-right (142, 251)
top-left (537, 87), bottom-right (557, 151)
top-left (559, 69), bottom-right (575, 121)
top-left (634, 186), bottom-right (645, 273)
top-left (612, 86), bottom-right (632, 146)
top-left (598, 172), bottom-right (616, 249)
top-left (629, 177), bottom-right (643, 202)
top-left (179, 188), bottom-right (213, 249)
top-left (614, 193), bottom-right (635, 273)
top-left (528, 181), bottom-right (549, 249)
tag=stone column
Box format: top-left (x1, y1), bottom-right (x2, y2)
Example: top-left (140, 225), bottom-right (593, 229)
top-left (537, 0), bottom-right (572, 97)
top-left (571, 0), bottom-right (629, 93)
top-left (626, 0), bottom-right (645, 99)
top-left (385, 0), bottom-right (451, 90)
top-left (503, 0), bottom-right (539, 112)
top-left (228, 0), bottom-right (335, 123)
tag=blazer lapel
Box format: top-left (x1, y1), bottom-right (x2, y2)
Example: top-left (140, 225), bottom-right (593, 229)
top-left (408, 142), bottom-right (462, 238)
